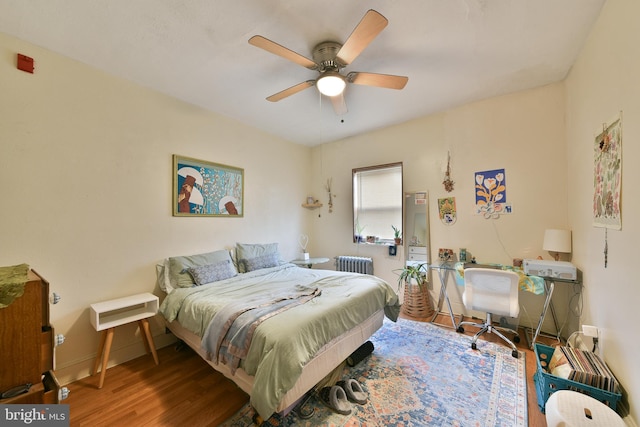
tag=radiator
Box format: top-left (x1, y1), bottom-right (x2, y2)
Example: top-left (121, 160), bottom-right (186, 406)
top-left (335, 256), bottom-right (373, 275)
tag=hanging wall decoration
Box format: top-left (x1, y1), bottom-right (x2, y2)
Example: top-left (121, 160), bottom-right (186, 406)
top-left (173, 155), bottom-right (244, 217)
top-left (442, 151), bottom-right (455, 192)
top-left (593, 114), bottom-right (622, 230)
top-left (325, 178), bottom-right (335, 213)
top-left (438, 197), bottom-right (457, 225)
top-left (593, 113), bottom-right (622, 268)
top-left (474, 168), bottom-right (512, 219)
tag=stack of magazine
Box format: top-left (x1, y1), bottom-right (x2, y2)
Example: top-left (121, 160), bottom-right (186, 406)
top-left (548, 346), bottom-right (619, 394)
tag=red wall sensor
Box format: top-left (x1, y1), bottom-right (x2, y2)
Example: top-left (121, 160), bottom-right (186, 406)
top-left (17, 54), bottom-right (34, 73)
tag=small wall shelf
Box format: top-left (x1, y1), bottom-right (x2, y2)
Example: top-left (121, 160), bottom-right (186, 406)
top-left (302, 203), bottom-right (323, 209)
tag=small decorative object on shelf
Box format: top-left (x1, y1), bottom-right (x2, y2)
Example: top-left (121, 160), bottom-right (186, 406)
top-left (392, 225), bottom-right (402, 245)
top-left (301, 196), bottom-right (322, 209)
top-left (299, 234), bottom-right (310, 260)
top-left (438, 248), bottom-right (454, 261)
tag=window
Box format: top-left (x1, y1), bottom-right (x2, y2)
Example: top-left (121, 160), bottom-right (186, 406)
top-left (353, 163), bottom-right (403, 243)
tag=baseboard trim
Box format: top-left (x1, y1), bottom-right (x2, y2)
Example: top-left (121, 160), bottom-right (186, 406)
top-left (55, 332), bottom-right (177, 386)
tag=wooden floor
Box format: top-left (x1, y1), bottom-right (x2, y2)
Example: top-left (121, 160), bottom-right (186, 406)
top-left (65, 314), bottom-right (554, 426)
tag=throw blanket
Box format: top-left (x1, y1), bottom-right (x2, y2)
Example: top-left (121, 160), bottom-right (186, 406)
top-left (453, 262), bottom-right (545, 295)
top-left (203, 285), bottom-right (321, 373)
top-left (0, 263), bottom-right (29, 308)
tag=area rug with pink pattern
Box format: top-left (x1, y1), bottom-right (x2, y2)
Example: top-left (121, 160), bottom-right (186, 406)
top-left (221, 317), bottom-right (527, 427)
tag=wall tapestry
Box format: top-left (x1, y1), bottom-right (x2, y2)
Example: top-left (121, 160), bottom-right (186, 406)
top-left (593, 115), bottom-right (622, 230)
top-left (474, 168), bottom-right (512, 219)
top-left (438, 197), bottom-right (457, 225)
top-left (173, 155), bottom-right (244, 217)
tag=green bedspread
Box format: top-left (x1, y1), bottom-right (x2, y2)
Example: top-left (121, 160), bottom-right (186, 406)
top-left (159, 263), bottom-right (400, 419)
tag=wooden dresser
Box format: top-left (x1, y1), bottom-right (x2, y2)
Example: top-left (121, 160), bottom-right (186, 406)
top-left (0, 269), bottom-right (66, 404)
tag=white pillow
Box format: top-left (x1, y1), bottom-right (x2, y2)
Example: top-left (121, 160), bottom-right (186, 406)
top-left (155, 259), bottom-right (175, 294)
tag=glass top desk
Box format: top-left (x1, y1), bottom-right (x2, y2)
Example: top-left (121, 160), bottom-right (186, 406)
top-left (426, 261), bottom-right (580, 348)
top-left (427, 262), bottom-right (463, 330)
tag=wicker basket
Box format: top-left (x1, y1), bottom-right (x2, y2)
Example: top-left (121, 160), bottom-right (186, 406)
top-left (401, 282), bottom-right (434, 319)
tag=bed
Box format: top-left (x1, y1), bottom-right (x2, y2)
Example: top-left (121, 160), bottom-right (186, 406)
top-left (156, 244), bottom-right (400, 420)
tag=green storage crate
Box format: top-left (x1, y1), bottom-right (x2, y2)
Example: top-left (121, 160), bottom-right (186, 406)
top-left (534, 343), bottom-right (621, 413)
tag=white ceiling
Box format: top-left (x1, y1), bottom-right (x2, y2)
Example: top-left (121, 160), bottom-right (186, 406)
top-left (0, 0), bottom-right (605, 146)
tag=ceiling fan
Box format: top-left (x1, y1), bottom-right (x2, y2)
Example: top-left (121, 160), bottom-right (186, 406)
top-left (248, 9), bottom-right (408, 115)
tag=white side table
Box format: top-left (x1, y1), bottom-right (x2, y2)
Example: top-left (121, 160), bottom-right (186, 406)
top-left (291, 257), bottom-right (330, 268)
top-left (89, 293), bottom-right (159, 388)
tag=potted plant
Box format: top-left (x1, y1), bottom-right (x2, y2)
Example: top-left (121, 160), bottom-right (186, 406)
top-left (394, 263), bottom-right (434, 319)
top-left (354, 219), bottom-right (366, 243)
top-left (392, 225), bottom-right (402, 245)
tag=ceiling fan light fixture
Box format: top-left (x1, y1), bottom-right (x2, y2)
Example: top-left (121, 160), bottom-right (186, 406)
top-left (316, 72), bottom-right (346, 96)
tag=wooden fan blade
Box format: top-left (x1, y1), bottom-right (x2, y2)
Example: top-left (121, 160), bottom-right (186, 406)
top-left (266, 80), bottom-right (315, 102)
top-left (347, 72), bottom-right (408, 90)
top-left (330, 93), bottom-right (348, 115)
top-left (336, 10), bottom-right (388, 66)
top-left (249, 35), bottom-right (317, 70)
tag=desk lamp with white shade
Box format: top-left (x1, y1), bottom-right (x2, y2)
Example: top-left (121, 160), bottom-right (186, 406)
top-left (543, 229), bottom-right (572, 261)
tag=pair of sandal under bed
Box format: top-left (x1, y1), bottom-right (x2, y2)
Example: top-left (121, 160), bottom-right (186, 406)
top-left (319, 378), bottom-right (368, 416)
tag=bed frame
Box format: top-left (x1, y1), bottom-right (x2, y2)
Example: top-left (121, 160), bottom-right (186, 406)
top-left (164, 309), bottom-right (384, 416)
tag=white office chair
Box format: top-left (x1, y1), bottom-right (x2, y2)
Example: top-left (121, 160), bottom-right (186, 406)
top-left (456, 268), bottom-right (521, 358)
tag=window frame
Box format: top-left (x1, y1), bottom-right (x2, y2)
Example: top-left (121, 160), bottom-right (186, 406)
top-left (352, 162), bottom-right (403, 244)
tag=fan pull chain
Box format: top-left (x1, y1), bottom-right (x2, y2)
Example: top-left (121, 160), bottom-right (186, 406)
top-left (604, 228), bottom-right (608, 268)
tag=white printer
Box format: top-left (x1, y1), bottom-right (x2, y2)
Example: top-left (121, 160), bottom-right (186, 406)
top-left (523, 259), bottom-right (577, 280)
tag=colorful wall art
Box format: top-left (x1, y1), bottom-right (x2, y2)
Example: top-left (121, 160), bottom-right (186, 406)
top-left (173, 155), bottom-right (244, 217)
top-left (438, 197), bottom-right (457, 225)
top-left (474, 168), bottom-right (512, 219)
top-left (593, 115), bottom-right (622, 230)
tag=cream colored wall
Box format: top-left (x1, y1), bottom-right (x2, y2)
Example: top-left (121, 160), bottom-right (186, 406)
top-left (310, 83), bottom-right (572, 334)
top-left (565, 0), bottom-right (639, 422)
top-left (0, 33), bottom-right (311, 384)
top-left (3, 5), bottom-right (637, 419)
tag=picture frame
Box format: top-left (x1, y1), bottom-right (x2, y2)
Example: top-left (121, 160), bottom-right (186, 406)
top-left (173, 155), bottom-right (244, 217)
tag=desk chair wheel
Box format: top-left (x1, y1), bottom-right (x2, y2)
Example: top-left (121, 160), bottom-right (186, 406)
top-left (456, 326), bottom-right (465, 333)
top-left (512, 350), bottom-right (519, 358)
top-left (513, 335), bottom-right (520, 343)
top-left (471, 342), bottom-right (477, 350)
